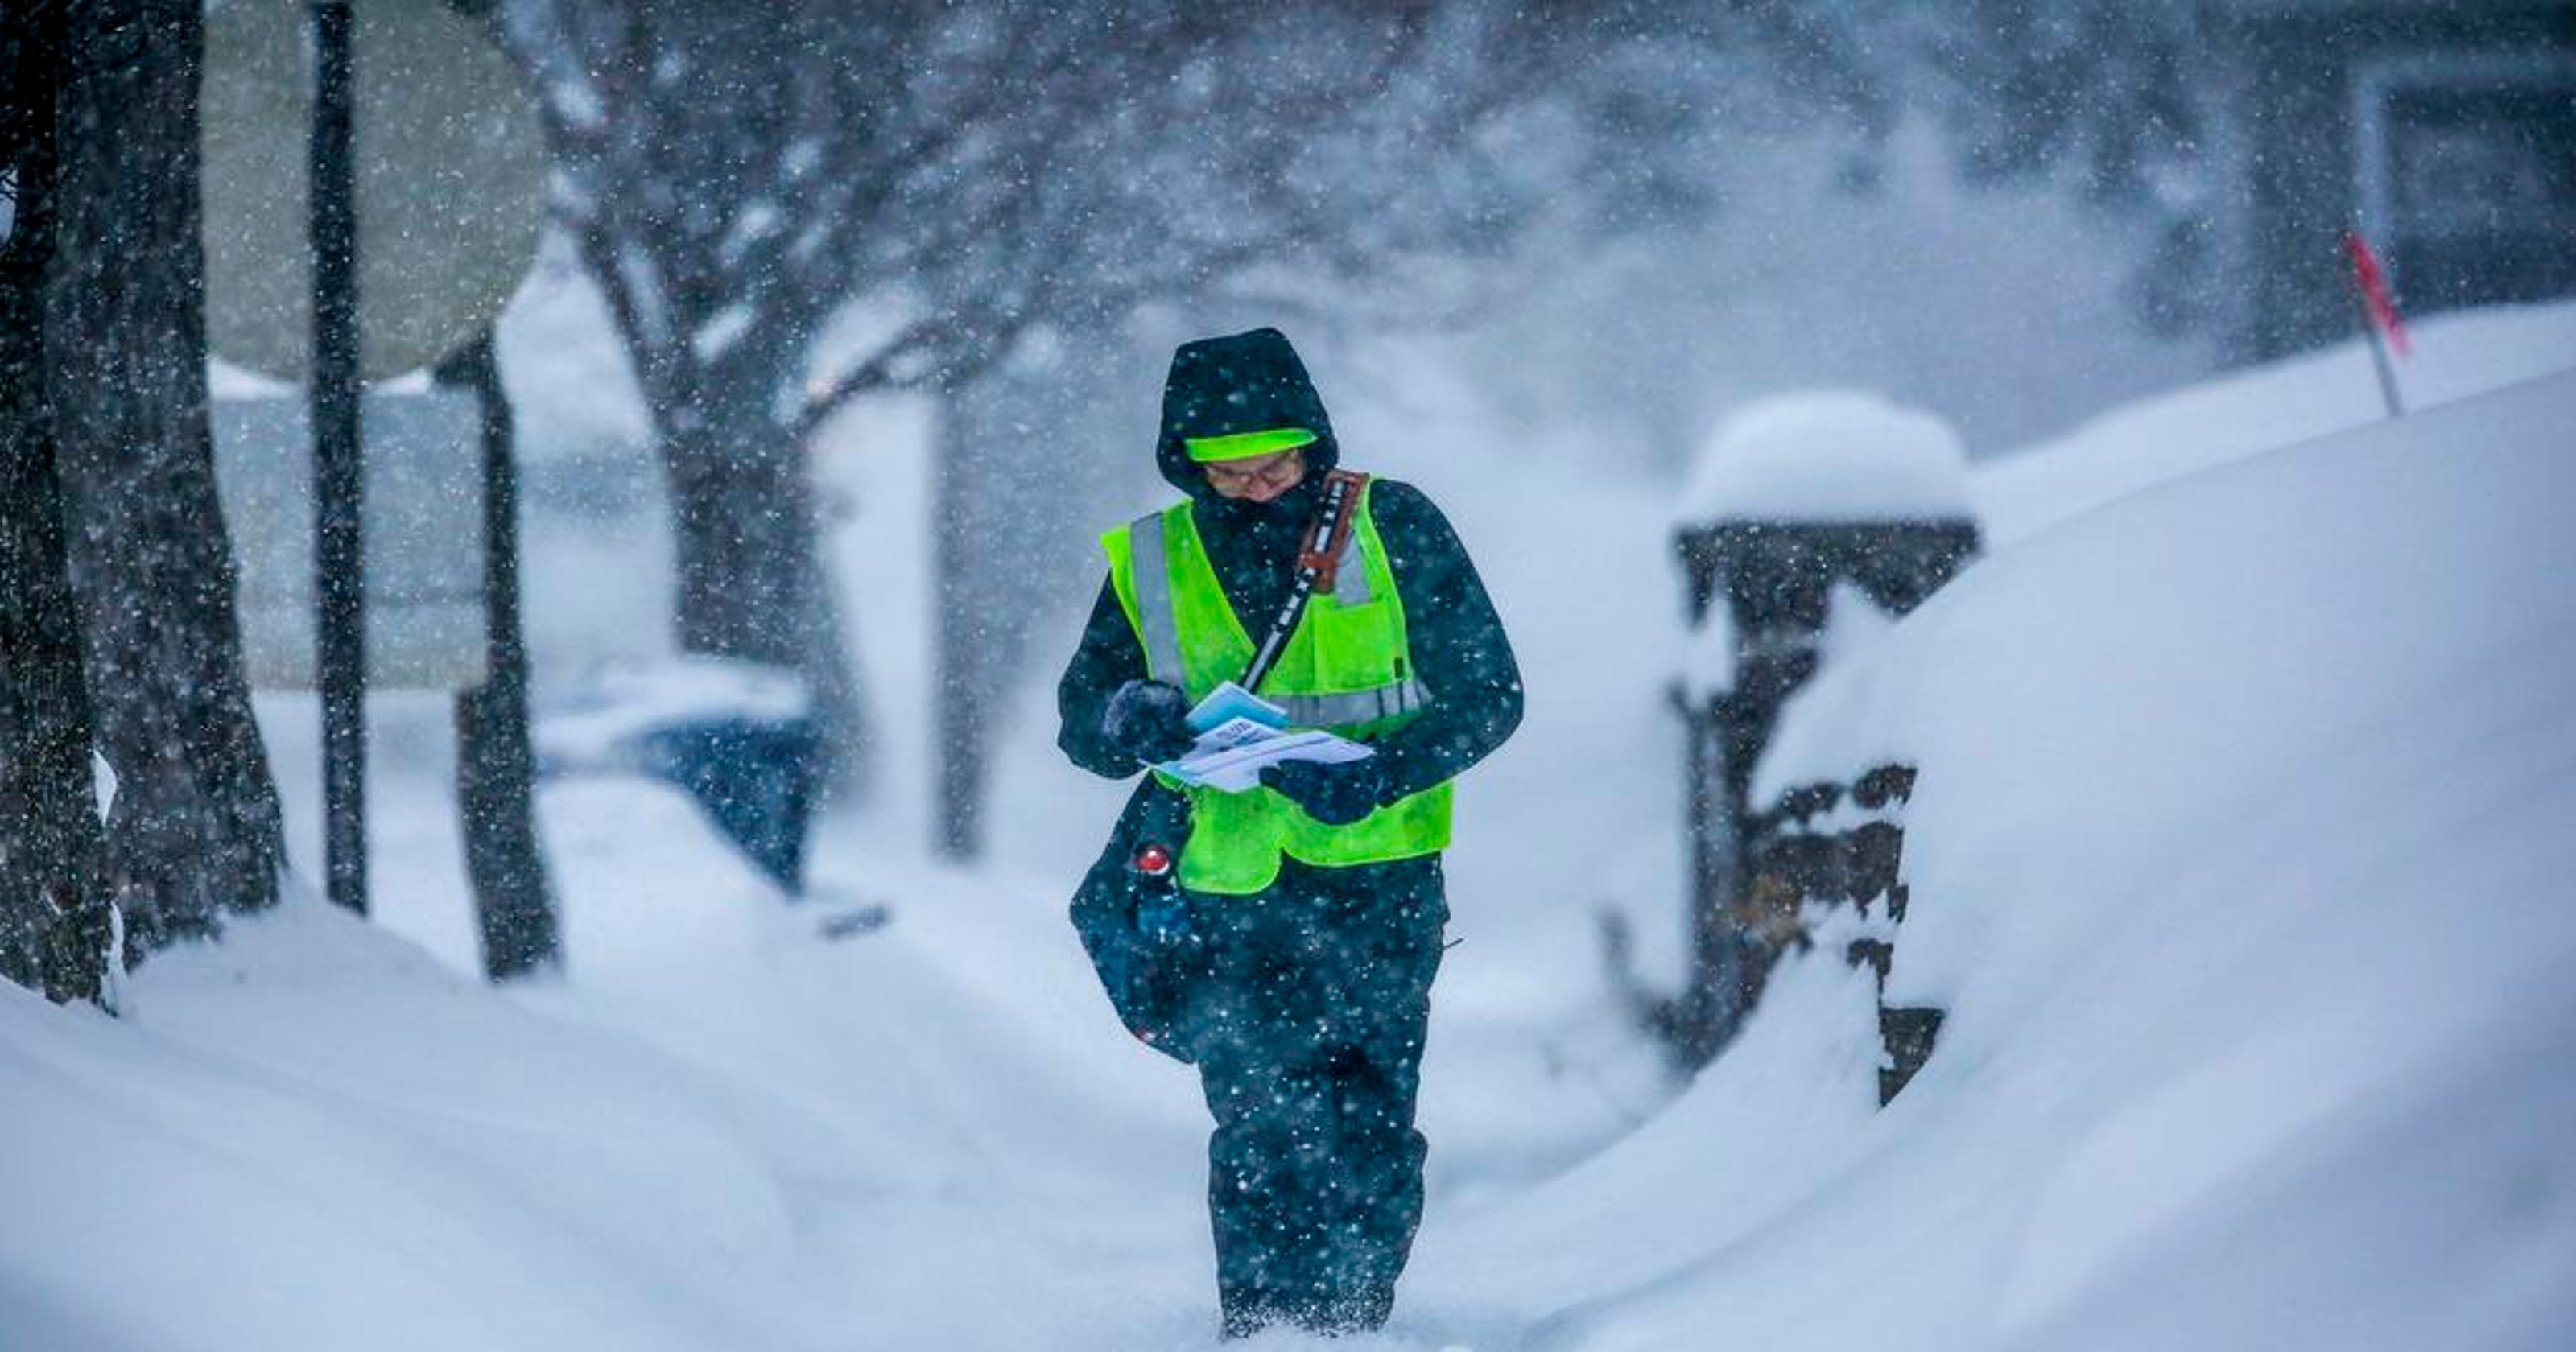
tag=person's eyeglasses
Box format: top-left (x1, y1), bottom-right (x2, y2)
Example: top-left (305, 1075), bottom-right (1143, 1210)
top-left (1204, 447), bottom-right (1305, 495)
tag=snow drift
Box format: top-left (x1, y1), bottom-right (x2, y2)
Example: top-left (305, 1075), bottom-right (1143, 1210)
top-left (1418, 368), bottom-right (2576, 1351)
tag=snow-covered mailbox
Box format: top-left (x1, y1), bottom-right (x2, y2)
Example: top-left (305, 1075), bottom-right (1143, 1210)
top-left (213, 378), bottom-right (485, 690)
top-left (1662, 392), bottom-right (1979, 1089)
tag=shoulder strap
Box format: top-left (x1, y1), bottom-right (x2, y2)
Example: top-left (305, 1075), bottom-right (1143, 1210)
top-left (1240, 469), bottom-right (1369, 692)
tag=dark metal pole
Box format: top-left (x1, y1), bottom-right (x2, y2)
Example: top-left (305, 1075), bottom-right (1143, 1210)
top-left (2340, 230), bottom-right (2406, 421)
top-left (2351, 286), bottom-right (2405, 420)
top-left (309, 0), bottom-right (367, 915)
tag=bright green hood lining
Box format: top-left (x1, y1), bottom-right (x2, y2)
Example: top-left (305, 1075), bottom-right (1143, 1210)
top-left (1183, 427), bottom-right (1317, 464)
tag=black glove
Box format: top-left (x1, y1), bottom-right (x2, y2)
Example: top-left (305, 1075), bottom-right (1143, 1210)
top-left (1260, 757), bottom-right (1389, 826)
top-left (1101, 679), bottom-right (1197, 766)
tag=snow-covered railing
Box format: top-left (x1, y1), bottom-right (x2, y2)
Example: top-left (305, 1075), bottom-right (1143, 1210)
top-left (1617, 391), bottom-right (1979, 1074)
top-left (1741, 764), bottom-right (1942, 1104)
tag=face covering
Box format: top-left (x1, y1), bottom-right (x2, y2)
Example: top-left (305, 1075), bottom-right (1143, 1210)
top-left (1196, 473), bottom-right (1321, 537)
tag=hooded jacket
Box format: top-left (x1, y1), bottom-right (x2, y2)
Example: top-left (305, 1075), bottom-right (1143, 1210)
top-left (1151, 326), bottom-right (1342, 493)
top-left (1057, 328), bottom-right (1522, 820)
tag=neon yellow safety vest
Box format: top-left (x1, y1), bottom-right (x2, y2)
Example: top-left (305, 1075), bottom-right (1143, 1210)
top-left (1102, 479), bottom-right (1454, 895)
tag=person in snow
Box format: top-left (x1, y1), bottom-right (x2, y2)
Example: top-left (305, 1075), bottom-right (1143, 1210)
top-left (1057, 326), bottom-right (1523, 1338)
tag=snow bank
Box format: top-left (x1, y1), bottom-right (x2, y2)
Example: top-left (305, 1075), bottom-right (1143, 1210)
top-left (1679, 390), bottom-right (1973, 524)
top-left (1973, 299), bottom-right (2576, 545)
top-left (0, 895), bottom-right (819, 1352)
top-left (0, 810), bottom-right (1223, 1352)
top-left (1472, 371), bottom-right (2576, 1351)
top-left (1762, 368), bottom-right (2576, 970)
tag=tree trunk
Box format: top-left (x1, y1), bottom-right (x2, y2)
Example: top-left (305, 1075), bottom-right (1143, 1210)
top-left (559, 206), bottom-right (873, 802)
top-left (931, 394), bottom-right (989, 859)
top-left (659, 365), bottom-right (869, 801)
top-left (435, 333), bottom-right (560, 982)
top-left (456, 690), bottom-right (558, 977)
top-left (667, 423), bottom-right (821, 666)
top-left (47, 0), bottom-right (285, 954)
top-left (0, 2), bottom-right (114, 1003)
top-left (928, 330), bottom-right (1136, 859)
top-left (0, 415), bottom-right (116, 1004)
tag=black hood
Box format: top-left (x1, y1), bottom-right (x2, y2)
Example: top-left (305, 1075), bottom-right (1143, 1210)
top-left (1154, 327), bottom-right (1340, 499)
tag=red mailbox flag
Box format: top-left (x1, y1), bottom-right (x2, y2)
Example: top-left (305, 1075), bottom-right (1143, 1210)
top-left (2342, 229), bottom-right (2412, 358)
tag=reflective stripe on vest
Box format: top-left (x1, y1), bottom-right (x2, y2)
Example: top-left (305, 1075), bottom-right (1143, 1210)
top-left (1127, 509), bottom-right (1187, 684)
top-left (1331, 530), bottom-right (1372, 605)
top-left (1274, 677), bottom-right (1426, 728)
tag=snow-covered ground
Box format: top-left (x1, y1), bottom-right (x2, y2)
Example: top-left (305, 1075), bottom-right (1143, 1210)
top-left (5, 303), bottom-right (2573, 1351)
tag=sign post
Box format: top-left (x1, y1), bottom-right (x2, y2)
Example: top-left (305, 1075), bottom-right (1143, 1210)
top-left (204, 0), bottom-right (548, 937)
top-left (2342, 229), bottom-right (2411, 420)
top-left (308, 0), bottom-right (366, 916)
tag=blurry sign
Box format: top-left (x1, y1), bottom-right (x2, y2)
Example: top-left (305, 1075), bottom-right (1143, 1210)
top-left (201, 0), bottom-right (547, 381)
top-left (216, 388), bottom-right (488, 690)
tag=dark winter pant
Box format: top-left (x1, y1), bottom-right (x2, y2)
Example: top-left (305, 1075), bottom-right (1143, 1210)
top-left (1179, 855), bottom-right (1447, 1338)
